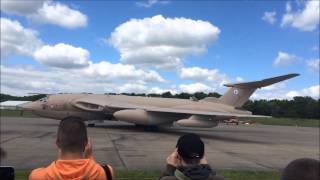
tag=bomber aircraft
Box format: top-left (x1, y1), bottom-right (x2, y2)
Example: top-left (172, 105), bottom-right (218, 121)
top-left (22, 73), bottom-right (299, 128)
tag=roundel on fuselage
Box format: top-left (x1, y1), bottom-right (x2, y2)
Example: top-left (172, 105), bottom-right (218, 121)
top-left (233, 89), bottom-right (239, 95)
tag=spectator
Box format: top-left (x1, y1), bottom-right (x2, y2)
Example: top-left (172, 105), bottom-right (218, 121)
top-left (29, 117), bottom-right (113, 180)
top-left (281, 158), bottom-right (319, 180)
top-left (159, 133), bottom-right (224, 180)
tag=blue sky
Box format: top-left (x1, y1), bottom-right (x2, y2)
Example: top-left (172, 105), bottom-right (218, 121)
top-left (1, 0), bottom-right (319, 99)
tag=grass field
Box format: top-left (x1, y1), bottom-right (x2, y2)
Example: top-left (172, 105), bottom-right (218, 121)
top-left (0, 109), bottom-right (38, 118)
top-left (16, 169), bottom-right (281, 180)
top-left (239, 117), bottom-right (319, 127)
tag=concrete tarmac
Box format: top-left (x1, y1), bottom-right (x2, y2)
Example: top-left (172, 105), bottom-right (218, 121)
top-left (1, 117), bottom-right (319, 170)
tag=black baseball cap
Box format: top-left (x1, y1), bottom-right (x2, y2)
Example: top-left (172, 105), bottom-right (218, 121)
top-left (176, 133), bottom-right (204, 159)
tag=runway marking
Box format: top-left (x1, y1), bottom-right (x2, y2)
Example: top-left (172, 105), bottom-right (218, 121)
top-left (105, 130), bottom-right (127, 169)
top-left (1, 135), bottom-right (24, 144)
top-left (223, 151), bottom-right (275, 170)
top-left (2, 131), bottom-right (54, 143)
top-left (34, 132), bottom-right (54, 138)
top-left (124, 154), bottom-right (147, 157)
top-left (254, 162), bottom-right (275, 170)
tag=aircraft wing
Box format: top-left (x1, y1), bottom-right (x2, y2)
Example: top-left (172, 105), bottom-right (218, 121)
top-left (72, 98), bottom-right (269, 118)
top-left (108, 102), bottom-right (269, 118)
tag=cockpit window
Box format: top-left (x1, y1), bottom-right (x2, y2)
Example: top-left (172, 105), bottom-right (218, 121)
top-left (39, 96), bottom-right (48, 102)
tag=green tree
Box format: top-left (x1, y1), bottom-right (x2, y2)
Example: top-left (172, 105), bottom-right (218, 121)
top-left (161, 91), bottom-right (173, 98)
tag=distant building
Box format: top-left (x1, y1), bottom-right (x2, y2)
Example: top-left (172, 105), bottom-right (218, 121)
top-left (0, 101), bottom-right (30, 110)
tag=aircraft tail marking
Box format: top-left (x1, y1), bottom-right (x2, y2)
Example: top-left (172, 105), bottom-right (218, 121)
top-left (218, 73), bottom-right (299, 107)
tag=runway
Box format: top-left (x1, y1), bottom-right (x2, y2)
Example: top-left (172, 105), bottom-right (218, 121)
top-left (1, 117), bottom-right (319, 170)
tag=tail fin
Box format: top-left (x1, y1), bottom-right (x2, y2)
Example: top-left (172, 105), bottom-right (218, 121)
top-left (219, 73), bottom-right (299, 107)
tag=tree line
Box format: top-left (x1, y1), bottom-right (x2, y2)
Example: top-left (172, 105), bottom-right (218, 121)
top-left (1, 92), bottom-right (319, 119)
top-left (243, 96), bottom-right (319, 119)
top-left (0, 93), bottom-right (46, 102)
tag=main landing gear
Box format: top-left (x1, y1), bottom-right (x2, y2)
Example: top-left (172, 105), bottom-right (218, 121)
top-left (87, 120), bottom-right (96, 127)
top-left (135, 124), bottom-right (159, 131)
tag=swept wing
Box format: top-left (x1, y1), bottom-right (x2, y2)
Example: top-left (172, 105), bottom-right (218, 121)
top-left (71, 98), bottom-right (268, 118)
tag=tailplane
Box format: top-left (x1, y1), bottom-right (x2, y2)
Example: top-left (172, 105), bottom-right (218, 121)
top-left (218, 73), bottom-right (299, 107)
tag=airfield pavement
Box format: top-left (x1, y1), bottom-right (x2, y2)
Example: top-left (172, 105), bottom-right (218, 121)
top-left (0, 117), bottom-right (319, 171)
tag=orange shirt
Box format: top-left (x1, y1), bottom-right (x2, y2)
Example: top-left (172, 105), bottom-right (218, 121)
top-left (29, 157), bottom-right (110, 180)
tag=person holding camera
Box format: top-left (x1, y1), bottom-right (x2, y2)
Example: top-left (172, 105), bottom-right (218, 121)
top-left (159, 133), bottom-right (224, 180)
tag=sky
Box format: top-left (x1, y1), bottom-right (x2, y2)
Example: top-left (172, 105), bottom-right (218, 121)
top-left (0, 0), bottom-right (319, 100)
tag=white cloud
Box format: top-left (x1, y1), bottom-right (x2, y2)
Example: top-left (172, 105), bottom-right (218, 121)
top-left (286, 85), bottom-right (320, 99)
top-left (251, 82), bottom-right (288, 100)
top-left (136, 0), bottom-right (169, 8)
top-left (1, 17), bottom-right (165, 81)
top-left (306, 59), bottom-right (320, 72)
top-left (2, 63), bottom-right (317, 100)
top-left (262, 11), bottom-right (277, 24)
top-left (261, 82), bottom-right (286, 91)
top-left (117, 83), bottom-right (148, 93)
top-left (1, 19), bottom-right (90, 69)
top-left (31, 1), bottom-right (87, 29)
top-left (109, 15), bottom-right (220, 69)
top-left (281, 1), bottom-right (320, 31)
top-left (179, 83), bottom-right (214, 94)
top-left (1, 0), bottom-right (44, 15)
top-left (273, 51), bottom-right (297, 67)
top-left (251, 91), bottom-right (288, 100)
top-left (312, 46), bottom-right (319, 52)
top-left (1, 0), bottom-right (87, 29)
top-left (84, 61), bottom-right (165, 83)
top-left (1, 65), bottom-right (66, 94)
top-left (180, 67), bottom-right (229, 87)
top-left (148, 87), bottom-right (177, 94)
top-left (285, 1), bottom-right (292, 12)
top-left (0, 63), bottom-right (166, 95)
top-left (236, 76), bottom-right (244, 82)
top-left (33, 43), bottom-right (90, 68)
top-left (285, 91), bottom-right (300, 99)
top-left (1, 17), bottom-right (42, 58)
top-left (252, 84), bottom-right (319, 100)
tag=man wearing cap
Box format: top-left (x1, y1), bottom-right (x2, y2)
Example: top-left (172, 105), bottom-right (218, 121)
top-left (281, 158), bottom-right (319, 180)
top-left (159, 133), bottom-right (224, 180)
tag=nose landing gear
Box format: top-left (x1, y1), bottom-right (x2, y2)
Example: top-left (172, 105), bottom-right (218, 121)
top-left (88, 120), bottom-right (96, 127)
top-left (88, 123), bottom-right (95, 127)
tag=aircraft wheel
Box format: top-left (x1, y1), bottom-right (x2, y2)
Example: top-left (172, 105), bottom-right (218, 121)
top-left (88, 123), bottom-right (95, 127)
top-left (135, 124), bottom-right (158, 131)
top-left (147, 126), bottom-right (159, 131)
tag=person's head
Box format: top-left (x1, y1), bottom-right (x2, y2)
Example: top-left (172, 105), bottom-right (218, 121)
top-left (281, 158), bottom-right (319, 180)
top-left (56, 117), bottom-right (88, 154)
top-left (176, 133), bottom-right (204, 165)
